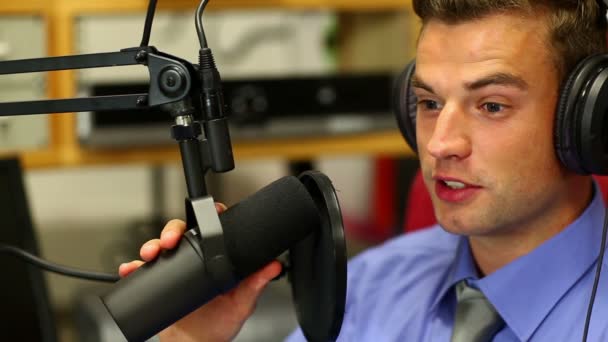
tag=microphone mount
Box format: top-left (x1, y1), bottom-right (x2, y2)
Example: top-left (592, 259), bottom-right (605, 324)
top-left (0, 0), bottom-right (234, 238)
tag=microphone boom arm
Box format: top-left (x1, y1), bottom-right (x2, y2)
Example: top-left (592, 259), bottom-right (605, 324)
top-left (0, 43), bottom-right (236, 236)
top-left (0, 0), bottom-right (235, 208)
top-left (0, 46), bottom-right (195, 116)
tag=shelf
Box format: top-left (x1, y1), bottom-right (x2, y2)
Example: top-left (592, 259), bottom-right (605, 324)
top-left (7, 130), bottom-right (413, 169)
top-left (0, 0), bottom-right (410, 15)
top-left (0, 0), bottom-right (416, 169)
top-left (0, 2), bottom-right (48, 14)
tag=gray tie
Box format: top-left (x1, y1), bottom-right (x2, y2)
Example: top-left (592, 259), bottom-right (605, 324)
top-left (450, 281), bottom-right (505, 342)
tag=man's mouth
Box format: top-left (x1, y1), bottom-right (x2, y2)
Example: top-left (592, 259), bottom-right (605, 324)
top-left (442, 180), bottom-right (467, 190)
top-left (433, 177), bottom-right (482, 203)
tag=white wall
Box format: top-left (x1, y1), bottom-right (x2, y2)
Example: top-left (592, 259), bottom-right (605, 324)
top-left (0, 16), bottom-right (48, 150)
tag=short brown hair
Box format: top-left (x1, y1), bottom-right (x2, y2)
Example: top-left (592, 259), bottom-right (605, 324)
top-left (412, 0), bottom-right (608, 82)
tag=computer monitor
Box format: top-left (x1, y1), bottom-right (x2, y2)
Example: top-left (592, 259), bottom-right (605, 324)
top-left (0, 157), bottom-right (57, 341)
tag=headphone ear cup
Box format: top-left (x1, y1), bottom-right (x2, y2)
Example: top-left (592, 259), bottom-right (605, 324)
top-left (393, 61), bottom-right (418, 153)
top-left (555, 54), bottom-right (608, 174)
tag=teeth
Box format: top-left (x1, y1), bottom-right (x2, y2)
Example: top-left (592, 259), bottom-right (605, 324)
top-left (444, 180), bottom-right (466, 189)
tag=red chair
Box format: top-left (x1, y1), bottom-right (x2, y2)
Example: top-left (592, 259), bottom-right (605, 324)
top-left (403, 171), bottom-right (608, 233)
top-left (403, 171), bottom-right (436, 233)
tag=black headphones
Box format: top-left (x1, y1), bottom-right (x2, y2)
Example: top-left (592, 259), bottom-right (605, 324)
top-left (392, 54), bottom-right (608, 175)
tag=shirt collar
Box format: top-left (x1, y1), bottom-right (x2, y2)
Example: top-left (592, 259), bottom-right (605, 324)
top-left (429, 235), bottom-right (477, 312)
top-left (431, 182), bottom-right (605, 341)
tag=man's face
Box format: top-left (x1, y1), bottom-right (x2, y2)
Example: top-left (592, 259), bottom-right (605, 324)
top-left (414, 13), bottom-right (569, 237)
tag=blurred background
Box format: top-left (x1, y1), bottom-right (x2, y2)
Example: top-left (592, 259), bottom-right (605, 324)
top-left (0, 2), bottom-right (421, 341)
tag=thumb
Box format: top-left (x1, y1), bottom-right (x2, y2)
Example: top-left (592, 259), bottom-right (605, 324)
top-left (230, 260), bottom-right (283, 305)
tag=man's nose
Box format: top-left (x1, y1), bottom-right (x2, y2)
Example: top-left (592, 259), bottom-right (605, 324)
top-left (425, 104), bottom-right (471, 160)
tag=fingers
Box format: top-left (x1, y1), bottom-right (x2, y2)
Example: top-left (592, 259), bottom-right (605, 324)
top-left (159, 219), bottom-right (187, 249)
top-left (118, 260), bottom-right (144, 277)
top-left (159, 203), bottom-right (226, 249)
top-left (123, 203), bottom-right (228, 278)
top-left (253, 260), bottom-right (283, 288)
top-left (140, 239), bottom-right (161, 262)
top-left (195, 261), bottom-right (282, 323)
top-left (215, 202), bottom-right (227, 212)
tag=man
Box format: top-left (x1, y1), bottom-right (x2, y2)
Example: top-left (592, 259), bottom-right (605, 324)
top-left (120, 0), bottom-right (608, 340)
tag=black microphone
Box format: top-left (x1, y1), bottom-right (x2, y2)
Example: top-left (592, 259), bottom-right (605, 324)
top-left (100, 175), bottom-right (321, 342)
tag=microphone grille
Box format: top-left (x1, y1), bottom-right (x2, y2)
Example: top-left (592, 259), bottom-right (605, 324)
top-left (220, 176), bottom-right (321, 277)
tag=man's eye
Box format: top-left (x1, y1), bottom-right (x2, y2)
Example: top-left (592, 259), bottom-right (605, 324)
top-left (418, 100), bottom-right (441, 111)
top-left (482, 102), bottom-right (504, 113)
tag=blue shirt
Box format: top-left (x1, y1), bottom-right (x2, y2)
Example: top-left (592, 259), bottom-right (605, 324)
top-left (286, 185), bottom-right (608, 341)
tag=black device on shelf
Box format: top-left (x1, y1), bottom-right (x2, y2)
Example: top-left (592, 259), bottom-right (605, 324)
top-left (80, 72), bottom-right (396, 147)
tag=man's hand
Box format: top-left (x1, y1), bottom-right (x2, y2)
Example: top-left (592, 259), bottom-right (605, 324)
top-left (118, 203), bottom-right (282, 342)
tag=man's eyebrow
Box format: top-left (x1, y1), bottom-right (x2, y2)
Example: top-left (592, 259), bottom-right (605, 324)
top-left (410, 74), bottom-right (435, 94)
top-left (409, 72), bottom-right (529, 94)
top-left (465, 72), bottom-right (528, 91)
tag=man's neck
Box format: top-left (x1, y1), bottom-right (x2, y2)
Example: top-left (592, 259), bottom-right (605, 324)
top-left (469, 176), bottom-right (594, 277)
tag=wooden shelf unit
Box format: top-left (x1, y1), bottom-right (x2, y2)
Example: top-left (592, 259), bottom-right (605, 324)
top-left (0, 0), bottom-right (415, 169)
top-left (14, 0), bottom-right (411, 13)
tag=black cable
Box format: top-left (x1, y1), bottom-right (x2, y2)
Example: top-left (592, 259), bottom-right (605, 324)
top-left (582, 206), bottom-right (608, 342)
top-left (195, 0), bottom-right (210, 48)
top-left (140, 0), bottom-right (159, 47)
top-left (0, 244), bottom-right (119, 283)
